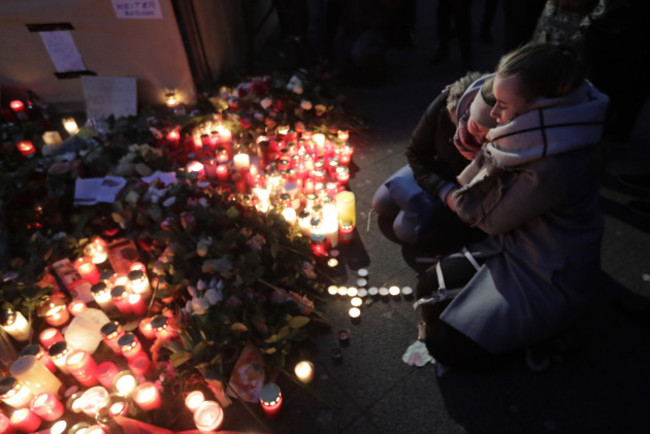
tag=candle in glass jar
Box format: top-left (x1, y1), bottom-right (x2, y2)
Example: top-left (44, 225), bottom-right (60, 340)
top-left (30, 393), bottom-right (64, 421)
top-left (68, 299), bottom-right (87, 316)
top-left (96, 361), bottom-right (119, 389)
top-left (42, 131), bottom-right (63, 146)
top-left (74, 256), bottom-right (100, 285)
top-left (339, 220), bottom-right (354, 244)
top-left (10, 99), bottom-right (27, 119)
top-left (79, 386), bottom-right (110, 417)
top-left (166, 128), bottom-right (181, 146)
top-left (48, 342), bottom-right (70, 374)
top-left (62, 117), bottom-right (79, 135)
top-left (127, 293), bottom-right (147, 316)
top-left (91, 282), bottom-right (114, 311)
top-left (85, 236), bottom-right (108, 264)
top-left (138, 317), bottom-right (156, 340)
top-left (110, 285), bottom-right (132, 315)
top-left (1, 307), bottom-right (31, 341)
top-left (100, 322), bottom-right (124, 354)
top-left (40, 298), bottom-right (70, 327)
top-left (10, 355), bottom-right (63, 397)
top-left (151, 315), bottom-right (174, 340)
top-left (127, 269), bottom-right (151, 299)
top-left (194, 400), bottom-right (224, 432)
top-left (185, 391), bottom-right (205, 412)
top-left (128, 352), bottom-right (151, 382)
top-left (9, 408), bottom-right (41, 432)
top-left (336, 191), bottom-right (356, 227)
top-left (0, 377), bottom-right (34, 409)
top-left (18, 344), bottom-right (56, 373)
top-left (216, 164), bottom-right (229, 181)
top-left (118, 333), bottom-right (143, 360)
top-left (108, 395), bottom-right (129, 417)
top-left (65, 349), bottom-right (98, 387)
top-left (294, 361), bottom-right (314, 384)
top-left (233, 153), bottom-right (250, 170)
top-left (39, 328), bottom-right (64, 350)
top-left (112, 371), bottom-right (137, 398)
top-left (259, 383), bottom-right (283, 419)
top-left (16, 140), bottom-right (36, 157)
top-left (133, 382), bottom-right (161, 411)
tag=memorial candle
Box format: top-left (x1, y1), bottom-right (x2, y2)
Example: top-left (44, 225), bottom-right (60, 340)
top-left (65, 350), bottom-right (98, 387)
top-left (127, 293), bottom-right (147, 316)
top-left (118, 333), bottom-right (143, 360)
top-left (336, 190), bottom-right (356, 226)
top-left (39, 328), bottom-right (64, 350)
top-left (40, 297), bottom-right (70, 327)
top-left (294, 361), bottom-right (314, 384)
top-left (42, 130), bottom-right (63, 146)
top-left (0, 413), bottom-right (11, 434)
top-left (110, 285), bottom-right (132, 315)
top-left (18, 345), bottom-right (56, 373)
top-left (233, 152), bottom-right (250, 171)
top-left (128, 352), bottom-right (151, 382)
top-left (112, 371), bottom-right (137, 398)
top-left (30, 393), bottom-right (65, 421)
top-left (79, 386), bottom-right (110, 417)
top-left (97, 361), bottom-right (119, 389)
top-left (166, 128), bottom-right (181, 147)
top-left (47, 342), bottom-right (71, 374)
top-left (10, 355), bottom-right (63, 397)
top-left (16, 140), bottom-right (36, 157)
top-left (127, 269), bottom-right (151, 300)
top-left (91, 282), bottom-right (114, 311)
top-left (74, 256), bottom-right (100, 285)
top-left (9, 408), bottom-right (40, 432)
top-left (62, 117), bottom-right (79, 135)
top-left (84, 237), bottom-right (108, 264)
top-left (10, 99), bottom-right (27, 120)
top-left (194, 400), bottom-right (224, 432)
top-left (68, 299), bottom-right (87, 316)
top-left (100, 322), bottom-right (124, 354)
top-left (1, 308), bottom-right (31, 342)
top-left (133, 382), bottom-right (161, 411)
top-left (216, 164), bottom-right (229, 181)
top-left (0, 377), bottom-right (34, 409)
top-left (259, 383), bottom-right (283, 419)
top-left (138, 317), bottom-right (156, 340)
top-left (185, 391), bottom-right (205, 413)
top-left (151, 315), bottom-right (174, 340)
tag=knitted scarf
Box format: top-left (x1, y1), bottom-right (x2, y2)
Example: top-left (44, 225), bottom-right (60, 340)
top-left (453, 111), bottom-right (483, 161)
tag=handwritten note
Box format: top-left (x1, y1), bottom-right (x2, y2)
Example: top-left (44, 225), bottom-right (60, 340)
top-left (112, 0), bottom-right (162, 19)
top-left (81, 76), bottom-right (137, 120)
top-left (39, 31), bottom-right (86, 72)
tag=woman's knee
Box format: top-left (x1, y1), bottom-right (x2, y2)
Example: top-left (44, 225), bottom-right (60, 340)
top-left (372, 184), bottom-right (399, 217)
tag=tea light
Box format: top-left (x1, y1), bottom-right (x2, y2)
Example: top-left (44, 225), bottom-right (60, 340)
top-left (9, 408), bottom-right (40, 432)
top-left (348, 307), bottom-right (361, 324)
top-left (138, 317), bottom-right (156, 340)
top-left (79, 386), bottom-right (110, 417)
top-left (1, 307), bottom-right (31, 341)
top-left (327, 285), bottom-right (338, 296)
top-left (68, 299), bottom-right (87, 316)
top-left (379, 287), bottom-right (390, 298)
top-left (356, 278), bottom-right (367, 288)
top-left (11, 355), bottom-right (64, 397)
top-left (110, 285), bottom-right (132, 315)
top-left (367, 286), bottom-right (379, 298)
top-left (108, 396), bottom-right (129, 417)
top-left (259, 383), bottom-right (282, 419)
top-left (40, 297), bottom-right (70, 327)
top-left (357, 288), bottom-right (368, 298)
top-left (66, 391), bottom-right (85, 413)
top-left (50, 420), bottom-right (68, 434)
top-left (91, 282), bottom-right (114, 311)
top-left (357, 268), bottom-right (368, 278)
top-left (48, 342), bottom-right (71, 374)
top-left (346, 287), bottom-right (358, 297)
top-left (294, 361), bottom-right (314, 384)
top-left (85, 237), bottom-right (108, 264)
top-left (151, 315), bottom-right (174, 340)
top-left (401, 286), bottom-right (414, 299)
top-left (18, 344), bottom-right (56, 373)
top-left (194, 400), bottom-right (224, 432)
top-left (39, 328), bottom-right (64, 350)
top-left (113, 371), bottom-right (137, 398)
top-left (16, 140), bottom-right (36, 157)
top-left (66, 350), bottom-right (98, 387)
top-left (100, 322), bottom-right (125, 354)
top-left (30, 393), bottom-right (64, 421)
top-left (389, 286), bottom-right (401, 297)
top-left (118, 333), bottom-right (143, 360)
top-left (350, 297), bottom-right (363, 307)
top-left (133, 382), bottom-right (161, 411)
top-left (185, 391), bottom-right (205, 412)
top-left (97, 362), bottom-right (119, 389)
top-left (62, 117), bottom-right (79, 135)
top-left (127, 292), bottom-right (147, 316)
top-left (74, 256), bottom-right (101, 285)
top-left (0, 377), bottom-right (34, 409)
top-left (336, 286), bottom-right (347, 296)
top-left (327, 258), bottom-right (339, 268)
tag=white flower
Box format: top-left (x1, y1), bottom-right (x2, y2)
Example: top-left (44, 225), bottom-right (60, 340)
top-left (191, 296), bottom-right (210, 315)
top-left (300, 100), bottom-right (313, 110)
top-left (205, 288), bottom-right (222, 305)
top-left (185, 300), bottom-right (193, 313)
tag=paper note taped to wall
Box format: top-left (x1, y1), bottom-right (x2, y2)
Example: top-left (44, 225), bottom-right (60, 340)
top-left (81, 76), bottom-right (137, 120)
top-left (39, 31), bottom-right (86, 73)
top-left (112, 0), bottom-right (162, 19)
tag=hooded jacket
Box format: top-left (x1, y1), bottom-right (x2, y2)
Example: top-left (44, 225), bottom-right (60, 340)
top-left (440, 80), bottom-right (609, 354)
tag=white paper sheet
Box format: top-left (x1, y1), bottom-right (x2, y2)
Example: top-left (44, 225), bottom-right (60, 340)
top-left (74, 176), bottom-right (127, 206)
top-left (112, 0), bottom-right (163, 19)
top-left (81, 76), bottom-right (137, 120)
top-left (39, 31), bottom-right (86, 73)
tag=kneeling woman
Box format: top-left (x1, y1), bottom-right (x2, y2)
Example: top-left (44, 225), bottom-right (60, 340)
top-left (416, 42), bottom-right (610, 366)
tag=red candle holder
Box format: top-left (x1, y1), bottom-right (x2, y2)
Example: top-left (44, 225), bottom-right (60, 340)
top-left (133, 382), bottom-right (161, 411)
top-left (138, 317), bottom-right (156, 340)
top-left (110, 285), bottom-right (132, 315)
top-left (18, 344), bottom-right (56, 373)
top-left (127, 293), bottom-right (147, 316)
top-left (97, 361), bottom-right (119, 389)
top-left (166, 128), bottom-right (181, 147)
top-left (74, 255), bottom-right (101, 285)
top-left (339, 220), bottom-right (355, 244)
top-left (9, 408), bottom-right (40, 432)
top-left (216, 164), bottom-right (229, 182)
top-left (16, 140), bottom-right (36, 157)
top-left (40, 328), bottom-right (64, 350)
top-left (118, 333), bottom-right (143, 360)
top-left (100, 321), bottom-right (125, 354)
top-left (66, 349), bottom-right (98, 387)
top-left (30, 393), bottom-right (64, 421)
top-left (259, 383), bottom-right (282, 419)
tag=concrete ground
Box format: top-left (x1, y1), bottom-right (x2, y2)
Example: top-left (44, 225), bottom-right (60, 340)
top-left (231, 1), bottom-right (650, 433)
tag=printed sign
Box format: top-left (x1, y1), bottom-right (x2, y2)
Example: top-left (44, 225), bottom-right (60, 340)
top-left (112, 0), bottom-right (162, 19)
top-left (39, 31), bottom-right (86, 72)
top-left (81, 76), bottom-right (137, 120)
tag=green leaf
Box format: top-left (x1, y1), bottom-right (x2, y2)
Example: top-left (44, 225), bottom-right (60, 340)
top-left (289, 315), bottom-right (310, 329)
top-left (162, 340), bottom-right (186, 352)
top-left (226, 205), bottom-right (240, 220)
top-left (170, 350), bottom-right (192, 367)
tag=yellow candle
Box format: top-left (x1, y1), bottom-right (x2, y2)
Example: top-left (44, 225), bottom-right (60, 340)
top-left (62, 117), bottom-right (79, 135)
top-left (1, 307), bottom-right (31, 341)
top-left (335, 191), bottom-right (356, 227)
top-left (233, 153), bottom-right (250, 170)
top-left (42, 131), bottom-right (63, 146)
top-left (10, 355), bottom-right (63, 397)
top-left (294, 361), bottom-right (314, 383)
top-left (0, 376), bottom-right (34, 409)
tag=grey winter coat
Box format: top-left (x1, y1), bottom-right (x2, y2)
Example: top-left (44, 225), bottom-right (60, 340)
top-left (440, 81), bottom-right (609, 354)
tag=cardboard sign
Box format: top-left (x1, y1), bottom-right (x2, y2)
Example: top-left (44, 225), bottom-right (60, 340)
top-left (81, 76), bottom-right (137, 120)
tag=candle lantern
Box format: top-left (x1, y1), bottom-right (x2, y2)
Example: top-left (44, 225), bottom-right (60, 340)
top-left (259, 383), bottom-right (283, 419)
top-left (10, 355), bottom-right (63, 397)
top-left (0, 377), bottom-right (34, 409)
top-left (62, 117), bottom-right (79, 135)
top-left (68, 299), bottom-right (87, 316)
top-left (38, 296), bottom-right (70, 327)
top-left (97, 361), bottom-right (120, 389)
top-left (118, 333), bottom-right (143, 360)
top-left (1, 307), bottom-right (31, 342)
top-left (18, 345), bottom-right (56, 373)
top-left (74, 256), bottom-right (101, 285)
top-left (127, 292), bottom-right (147, 316)
top-left (133, 382), bottom-right (162, 411)
top-left (100, 322), bottom-right (125, 354)
top-left (79, 386), bottom-right (110, 417)
top-left (9, 408), bottom-right (41, 432)
top-left (294, 360), bottom-right (314, 384)
top-left (39, 328), bottom-right (64, 350)
top-left (138, 317), bottom-right (156, 340)
top-left (336, 191), bottom-right (356, 227)
top-left (194, 400), bottom-right (224, 432)
top-left (166, 128), bottom-right (181, 147)
top-left (151, 315), bottom-right (174, 340)
top-left (128, 352), bottom-right (151, 382)
top-left (110, 285), bottom-right (132, 315)
top-left (185, 391), bottom-right (205, 413)
top-left (91, 282), bottom-right (114, 311)
top-left (216, 163), bottom-right (229, 182)
top-left (127, 269), bottom-right (151, 299)
top-left (85, 237), bottom-right (108, 264)
top-left (30, 393), bottom-right (65, 421)
top-left (112, 371), bottom-right (137, 398)
top-left (66, 349), bottom-right (99, 387)
top-left (16, 140), bottom-right (36, 157)
top-left (10, 99), bottom-right (28, 120)
top-left (47, 342), bottom-right (71, 374)
top-left (339, 220), bottom-right (354, 244)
